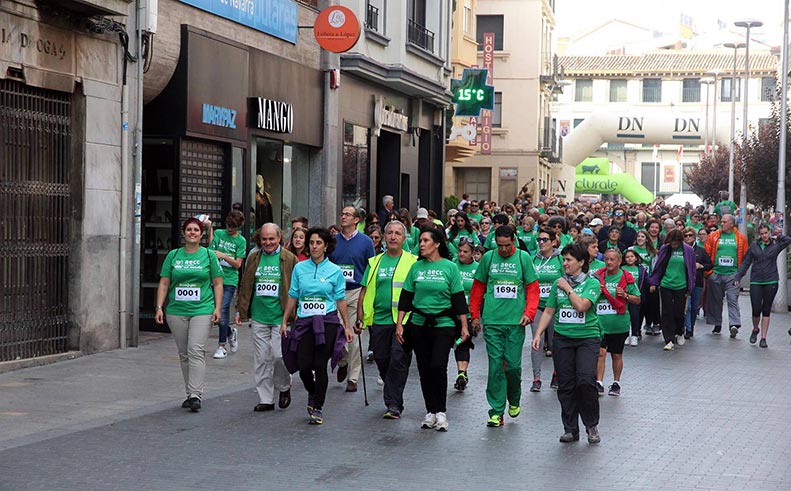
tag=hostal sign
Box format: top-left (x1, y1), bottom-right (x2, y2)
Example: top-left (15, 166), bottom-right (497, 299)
top-left (248, 97), bottom-right (294, 133)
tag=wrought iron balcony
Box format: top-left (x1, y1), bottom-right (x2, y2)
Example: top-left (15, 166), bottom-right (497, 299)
top-left (408, 19), bottom-right (435, 53)
top-left (366, 4), bottom-right (380, 32)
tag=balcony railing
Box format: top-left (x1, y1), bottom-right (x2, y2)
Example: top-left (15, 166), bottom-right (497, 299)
top-left (366, 4), bottom-right (380, 32)
top-left (408, 19), bottom-right (435, 53)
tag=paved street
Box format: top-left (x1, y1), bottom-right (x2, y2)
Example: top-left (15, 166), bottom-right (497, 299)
top-left (1, 295), bottom-right (790, 491)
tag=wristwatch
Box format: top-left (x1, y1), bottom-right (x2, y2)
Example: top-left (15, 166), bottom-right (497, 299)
top-left (155, 305), bottom-right (162, 311)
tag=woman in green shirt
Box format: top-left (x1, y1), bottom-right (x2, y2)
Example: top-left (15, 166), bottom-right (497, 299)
top-left (155, 218), bottom-right (223, 412)
top-left (594, 249), bottom-right (640, 397)
top-left (578, 234), bottom-right (605, 272)
top-left (452, 238), bottom-right (479, 391)
top-left (396, 228), bottom-right (470, 432)
top-left (532, 243), bottom-right (602, 444)
top-left (632, 230), bottom-right (660, 336)
top-left (447, 212), bottom-right (480, 248)
top-left (530, 227), bottom-right (564, 392)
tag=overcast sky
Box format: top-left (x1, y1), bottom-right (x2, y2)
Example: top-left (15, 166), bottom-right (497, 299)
top-left (555, 0), bottom-right (786, 46)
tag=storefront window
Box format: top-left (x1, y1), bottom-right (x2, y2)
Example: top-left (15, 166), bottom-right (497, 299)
top-left (343, 123), bottom-right (370, 210)
top-left (282, 143), bottom-right (311, 232)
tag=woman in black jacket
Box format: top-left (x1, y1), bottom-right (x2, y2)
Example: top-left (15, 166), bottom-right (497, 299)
top-left (683, 227), bottom-right (713, 339)
top-left (734, 225), bottom-right (791, 348)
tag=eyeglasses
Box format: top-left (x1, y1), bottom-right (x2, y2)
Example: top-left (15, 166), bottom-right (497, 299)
top-left (340, 212), bottom-right (355, 217)
top-left (537, 237), bottom-right (551, 243)
top-left (684, 233), bottom-right (695, 237)
top-left (552, 224), bottom-right (563, 229)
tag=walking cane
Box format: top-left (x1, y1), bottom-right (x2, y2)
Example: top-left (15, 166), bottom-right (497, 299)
top-left (357, 328), bottom-right (369, 406)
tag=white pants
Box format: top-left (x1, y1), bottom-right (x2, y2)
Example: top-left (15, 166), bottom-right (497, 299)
top-left (338, 287), bottom-right (366, 383)
top-left (167, 314), bottom-right (212, 400)
top-left (251, 321), bottom-right (292, 404)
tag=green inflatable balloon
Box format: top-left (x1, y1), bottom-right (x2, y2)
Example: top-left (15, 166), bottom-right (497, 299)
top-left (575, 158), bottom-right (654, 204)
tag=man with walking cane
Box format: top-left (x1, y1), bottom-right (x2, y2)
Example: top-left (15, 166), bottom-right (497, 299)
top-left (331, 206), bottom-right (376, 392)
top-left (357, 221), bottom-right (417, 418)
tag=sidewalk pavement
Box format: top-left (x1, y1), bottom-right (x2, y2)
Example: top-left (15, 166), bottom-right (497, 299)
top-left (1, 295), bottom-right (791, 490)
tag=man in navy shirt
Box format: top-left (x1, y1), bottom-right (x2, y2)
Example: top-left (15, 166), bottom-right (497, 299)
top-left (330, 206), bottom-right (376, 392)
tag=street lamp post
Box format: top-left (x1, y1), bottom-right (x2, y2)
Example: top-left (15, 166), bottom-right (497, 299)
top-left (701, 78), bottom-right (714, 155)
top-left (705, 70), bottom-right (721, 151)
top-left (724, 43), bottom-right (746, 203)
top-left (735, 20), bottom-right (763, 236)
top-left (773, 4), bottom-right (788, 313)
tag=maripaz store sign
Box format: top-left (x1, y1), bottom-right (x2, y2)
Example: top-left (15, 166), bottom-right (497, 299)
top-left (177, 0), bottom-right (298, 44)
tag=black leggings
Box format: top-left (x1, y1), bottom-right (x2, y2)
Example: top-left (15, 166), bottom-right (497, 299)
top-left (750, 283), bottom-right (779, 318)
top-left (659, 287), bottom-right (687, 344)
top-left (408, 323), bottom-right (458, 414)
top-left (640, 283), bottom-right (661, 327)
top-left (296, 325), bottom-right (339, 410)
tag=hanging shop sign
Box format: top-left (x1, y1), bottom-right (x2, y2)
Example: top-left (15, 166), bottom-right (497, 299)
top-left (373, 96), bottom-right (409, 136)
top-left (177, 0), bottom-right (298, 44)
top-left (479, 32), bottom-right (495, 155)
top-left (248, 97), bottom-right (294, 133)
top-left (314, 6), bottom-right (361, 53)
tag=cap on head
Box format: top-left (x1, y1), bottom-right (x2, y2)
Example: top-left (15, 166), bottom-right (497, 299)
top-left (589, 218), bottom-right (603, 226)
top-left (415, 207), bottom-right (429, 219)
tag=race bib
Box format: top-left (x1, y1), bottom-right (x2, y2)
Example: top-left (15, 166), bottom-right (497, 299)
top-left (493, 282), bottom-right (518, 299)
top-left (175, 287), bottom-right (200, 302)
top-left (558, 307), bottom-right (585, 324)
top-left (255, 281), bottom-right (279, 297)
top-left (340, 265), bottom-right (355, 282)
top-left (718, 256), bottom-right (734, 267)
top-left (300, 296), bottom-right (327, 316)
top-left (596, 302), bottom-right (617, 315)
top-left (539, 284), bottom-right (552, 298)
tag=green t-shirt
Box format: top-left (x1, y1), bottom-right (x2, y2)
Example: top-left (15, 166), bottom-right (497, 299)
top-left (250, 252), bottom-right (283, 325)
top-left (449, 229), bottom-right (479, 248)
top-left (660, 247), bottom-right (687, 290)
top-left (533, 252), bottom-right (564, 309)
top-left (622, 264), bottom-right (640, 282)
top-left (589, 258), bottom-right (606, 272)
top-left (474, 249), bottom-right (539, 326)
top-left (559, 233), bottom-right (574, 248)
top-left (454, 260), bottom-right (478, 306)
top-left (403, 259), bottom-right (464, 328)
top-left (715, 200), bottom-right (737, 217)
top-left (516, 228), bottom-right (537, 254)
top-left (161, 247), bottom-right (222, 316)
top-left (467, 212), bottom-right (484, 224)
top-left (632, 245), bottom-right (654, 273)
top-left (210, 229), bottom-right (247, 287)
top-left (714, 232), bottom-right (738, 275)
top-left (361, 253), bottom-right (401, 325)
top-left (483, 231), bottom-right (496, 250)
top-left (547, 276), bottom-right (602, 339)
top-left (595, 270), bottom-right (640, 334)
top-left (688, 222), bottom-right (704, 233)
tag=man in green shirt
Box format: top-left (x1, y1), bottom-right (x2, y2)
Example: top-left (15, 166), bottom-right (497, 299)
top-left (467, 200), bottom-right (484, 225)
top-left (469, 226), bottom-right (539, 427)
top-left (704, 214), bottom-right (747, 336)
top-left (714, 191), bottom-right (738, 218)
top-left (357, 221), bottom-right (417, 419)
top-left (236, 223), bottom-right (298, 412)
top-left (207, 211), bottom-right (247, 359)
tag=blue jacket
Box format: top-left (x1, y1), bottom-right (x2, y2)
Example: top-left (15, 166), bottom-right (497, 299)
top-left (648, 243), bottom-right (696, 295)
top-left (329, 231), bottom-right (376, 290)
top-left (288, 257), bottom-right (346, 318)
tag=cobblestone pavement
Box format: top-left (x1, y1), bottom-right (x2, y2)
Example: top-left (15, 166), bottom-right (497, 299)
top-left (1, 296), bottom-right (790, 491)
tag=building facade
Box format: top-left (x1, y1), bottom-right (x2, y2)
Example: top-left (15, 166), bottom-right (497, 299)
top-left (445, 0), bottom-right (563, 207)
top-left (553, 50), bottom-right (778, 199)
top-left (1, 0), bottom-right (140, 363)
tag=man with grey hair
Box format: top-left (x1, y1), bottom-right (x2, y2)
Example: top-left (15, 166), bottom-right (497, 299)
top-left (379, 195), bottom-right (395, 225)
top-left (704, 214), bottom-right (747, 336)
top-left (236, 223), bottom-right (298, 411)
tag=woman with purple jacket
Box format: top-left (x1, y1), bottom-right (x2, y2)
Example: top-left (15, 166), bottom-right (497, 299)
top-left (647, 229), bottom-right (696, 351)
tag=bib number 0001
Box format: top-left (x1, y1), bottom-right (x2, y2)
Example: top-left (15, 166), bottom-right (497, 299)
top-left (175, 287), bottom-right (200, 302)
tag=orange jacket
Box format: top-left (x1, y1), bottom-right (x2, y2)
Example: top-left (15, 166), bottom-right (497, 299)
top-left (704, 229), bottom-right (748, 276)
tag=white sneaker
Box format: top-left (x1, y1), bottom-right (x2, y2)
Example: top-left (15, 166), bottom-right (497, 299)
top-left (629, 336), bottom-right (638, 347)
top-left (213, 346), bottom-right (227, 359)
top-left (377, 376), bottom-right (384, 386)
top-left (676, 334), bottom-right (685, 346)
top-left (663, 341), bottom-right (674, 351)
top-left (435, 412), bottom-right (448, 432)
top-left (229, 327), bottom-right (238, 352)
top-left (421, 412), bottom-right (437, 429)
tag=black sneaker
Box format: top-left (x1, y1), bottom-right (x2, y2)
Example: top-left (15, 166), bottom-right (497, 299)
top-left (308, 407), bottom-right (323, 425)
top-left (759, 338), bottom-right (768, 348)
top-left (550, 372), bottom-right (559, 389)
top-left (188, 397), bottom-right (201, 412)
top-left (749, 328), bottom-right (759, 344)
top-left (596, 381), bottom-right (605, 397)
top-left (586, 425), bottom-right (601, 444)
top-left (530, 379), bottom-right (542, 392)
top-left (730, 325), bottom-right (740, 339)
top-left (454, 371), bottom-right (468, 391)
top-left (712, 325), bottom-right (722, 334)
top-left (684, 331), bottom-right (692, 340)
top-left (181, 398), bottom-right (191, 409)
top-left (608, 382), bottom-right (621, 396)
top-left (336, 364), bottom-right (348, 383)
top-left (383, 407), bottom-right (401, 419)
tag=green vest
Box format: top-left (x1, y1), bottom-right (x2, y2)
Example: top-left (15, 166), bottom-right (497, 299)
top-left (362, 251), bottom-right (418, 326)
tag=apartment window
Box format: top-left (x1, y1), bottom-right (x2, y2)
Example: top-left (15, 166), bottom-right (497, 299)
top-left (463, 1), bottom-right (472, 34)
top-left (476, 15), bottom-right (504, 50)
top-left (681, 164), bottom-right (694, 193)
top-left (492, 92), bottom-right (502, 128)
top-left (682, 78), bottom-right (701, 103)
top-left (575, 79), bottom-right (593, 102)
top-left (721, 77), bottom-right (741, 102)
top-left (366, 1), bottom-right (382, 33)
top-left (642, 78), bottom-right (662, 103)
top-left (573, 118), bottom-right (584, 128)
top-left (609, 79), bottom-right (627, 102)
top-left (407, 0), bottom-right (434, 52)
top-left (761, 77), bottom-right (776, 101)
top-left (641, 162), bottom-right (658, 193)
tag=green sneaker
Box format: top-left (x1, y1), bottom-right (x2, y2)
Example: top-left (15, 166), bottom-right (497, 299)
top-left (508, 405), bottom-right (521, 418)
top-left (486, 414), bottom-right (504, 427)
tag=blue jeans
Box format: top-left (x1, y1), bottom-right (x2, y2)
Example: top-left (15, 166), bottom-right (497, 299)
top-left (218, 285), bottom-right (236, 344)
top-left (685, 286), bottom-right (703, 333)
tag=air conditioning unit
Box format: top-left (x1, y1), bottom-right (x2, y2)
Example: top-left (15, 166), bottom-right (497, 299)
top-left (140, 0), bottom-right (158, 34)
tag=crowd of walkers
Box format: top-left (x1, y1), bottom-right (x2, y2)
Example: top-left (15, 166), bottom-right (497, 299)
top-left (152, 191), bottom-right (791, 445)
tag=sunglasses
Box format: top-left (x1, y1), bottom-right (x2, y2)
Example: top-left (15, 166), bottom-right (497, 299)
top-left (684, 233), bottom-right (695, 237)
top-left (537, 237), bottom-right (551, 243)
top-left (458, 237), bottom-right (475, 245)
top-left (614, 212), bottom-right (624, 217)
